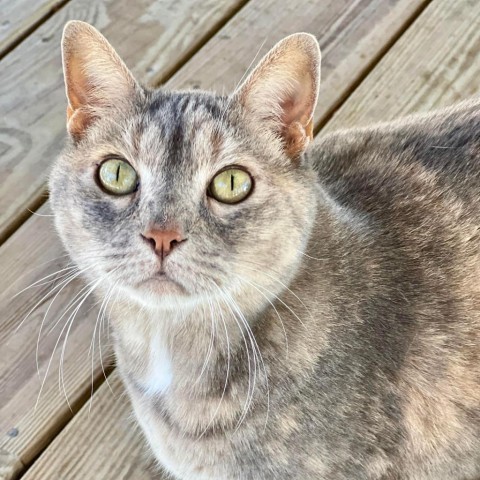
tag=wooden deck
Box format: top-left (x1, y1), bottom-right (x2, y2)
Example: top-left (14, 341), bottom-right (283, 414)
top-left (0, 0), bottom-right (479, 478)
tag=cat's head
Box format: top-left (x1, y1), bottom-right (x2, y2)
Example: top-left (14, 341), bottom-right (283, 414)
top-left (50, 21), bottom-right (321, 310)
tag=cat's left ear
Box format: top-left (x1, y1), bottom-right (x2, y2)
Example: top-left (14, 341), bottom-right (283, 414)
top-left (61, 21), bottom-right (139, 139)
top-left (233, 33), bottom-right (320, 161)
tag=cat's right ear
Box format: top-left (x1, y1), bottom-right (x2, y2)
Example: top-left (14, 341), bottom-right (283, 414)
top-left (61, 21), bottom-right (139, 139)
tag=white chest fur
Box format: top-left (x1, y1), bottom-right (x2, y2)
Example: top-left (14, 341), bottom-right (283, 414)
top-left (143, 334), bottom-right (173, 395)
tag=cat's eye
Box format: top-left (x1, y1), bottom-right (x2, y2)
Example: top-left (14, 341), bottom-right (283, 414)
top-left (208, 167), bottom-right (253, 204)
top-left (98, 158), bottom-right (138, 195)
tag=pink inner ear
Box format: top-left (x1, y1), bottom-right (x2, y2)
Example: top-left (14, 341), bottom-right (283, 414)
top-left (280, 74), bottom-right (314, 128)
top-left (65, 55), bottom-right (96, 111)
top-left (233, 33), bottom-right (320, 159)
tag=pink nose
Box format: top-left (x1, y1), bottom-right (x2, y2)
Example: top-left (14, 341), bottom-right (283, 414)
top-left (141, 228), bottom-right (186, 259)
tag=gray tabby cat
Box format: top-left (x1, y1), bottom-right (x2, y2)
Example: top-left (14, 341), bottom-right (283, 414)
top-left (50, 21), bottom-right (480, 479)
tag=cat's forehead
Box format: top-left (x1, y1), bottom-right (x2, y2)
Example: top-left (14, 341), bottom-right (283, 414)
top-left (146, 90), bottom-right (227, 124)
top-left (125, 90), bottom-right (236, 172)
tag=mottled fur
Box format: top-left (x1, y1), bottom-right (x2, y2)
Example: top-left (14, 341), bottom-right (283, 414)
top-left (50, 21), bottom-right (480, 479)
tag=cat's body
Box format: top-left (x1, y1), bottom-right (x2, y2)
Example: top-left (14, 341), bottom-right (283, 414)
top-left (112, 101), bottom-right (480, 480)
top-left (50, 22), bottom-right (480, 479)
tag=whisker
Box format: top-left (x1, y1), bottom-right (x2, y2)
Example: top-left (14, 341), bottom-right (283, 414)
top-left (231, 36), bottom-right (268, 97)
top-left (27, 209), bottom-right (55, 217)
top-left (216, 36), bottom-right (269, 130)
top-left (219, 288), bottom-right (264, 433)
top-left (244, 275), bottom-right (307, 331)
top-left (225, 289), bottom-right (270, 434)
top-left (194, 297), bottom-right (216, 385)
top-left (35, 273), bottom-right (104, 411)
top-left (3, 253), bottom-right (72, 297)
top-left (242, 261), bottom-right (312, 327)
top-left (11, 265), bottom-right (78, 299)
top-left (214, 285), bottom-right (255, 434)
top-left (297, 250), bottom-right (328, 262)
top-left (15, 265), bottom-right (86, 335)
top-left (87, 267), bottom-right (121, 413)
top-left (36, 268), bottom-right (85, 375)
top-left (196, 288), bottom-right (231, 440)
top-left (98, 281), bottom-right (118, 396)
top-left (45, 271), bottom-right (102, 335)
top-left (36, 266), bottom-right (119, 411)
top-left (234, 273), bottom-right (289, 357)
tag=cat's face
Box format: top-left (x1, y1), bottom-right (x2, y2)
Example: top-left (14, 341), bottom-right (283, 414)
top-left (50, 22), bottom-right (320, 310)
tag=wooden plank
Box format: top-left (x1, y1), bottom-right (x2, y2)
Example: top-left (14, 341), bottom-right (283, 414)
top-left (21, 373), bottom-right (159, 480)
top-left (321, 0), bottom-right (480, 132)
top-left (17, 0), bottom-right (480, 478)
top-left (0, 0), bottom-right (68, 58)
top-left (0, 0), bottom-right (247, 244)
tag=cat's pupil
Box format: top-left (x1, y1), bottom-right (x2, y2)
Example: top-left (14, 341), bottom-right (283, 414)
top-left (231, 174), bottom-right (234, 191)
top-left (116, 165), bottom-right (120, 182)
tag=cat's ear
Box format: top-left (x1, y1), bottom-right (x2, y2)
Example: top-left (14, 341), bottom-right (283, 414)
top-left (234, 33), bottom-right (320, 160)
top-left (61, 21), bottom-right (139, 139)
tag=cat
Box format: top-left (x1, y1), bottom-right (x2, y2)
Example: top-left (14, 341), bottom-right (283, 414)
top-left (49, 20), bottom-right (480, 479)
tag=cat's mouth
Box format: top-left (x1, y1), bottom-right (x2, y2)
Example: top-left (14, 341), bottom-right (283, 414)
top-left (138, 270), bottom-right (188, 297)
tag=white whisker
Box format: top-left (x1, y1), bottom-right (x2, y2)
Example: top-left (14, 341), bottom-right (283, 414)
top-left (194, 297), bottom-right (216, 385)
top-left (196, 289), bottom-right (231, 440)
top-left (214, 285), bottom-right (255, 434)
top-left (297, 249), bottom-right (327, 261)
top-left (98, 281), bottom-right (119, 396)
top-left (235, 273), bottom-right (289, 357)
top-left (225, 289), bottom-right (270, 434)
top-left (11, 265), bottom-right (78, 299)
top-left (27, 209), bottom-right (55, 217)
top-left (36, 266), bottom-right (118, 411)
top-left (36, 268), bottom-right (85, 375)
top-left (242, 261), bottom-right (311, 328)
top-left (35, 274), bottom-right (103, 411)
top-left (87, 267), bottom-right (121, 413)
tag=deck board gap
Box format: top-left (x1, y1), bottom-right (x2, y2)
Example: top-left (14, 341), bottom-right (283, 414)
top-left (153, 0), bottom-right (252, 87)
top-left (313, 0), bottom-right (435, 136)
top-left (0, 0), bottom-right (72, 60)
top-left (14, 367), bottom-right (116, 480)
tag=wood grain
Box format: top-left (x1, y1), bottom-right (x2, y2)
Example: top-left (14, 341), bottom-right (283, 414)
top-left (0, 0), bottom-right (68, 57)
top-left (0, 0), bottom-right (247, 244)
top-left (16, 0), bottom-right (480, 478)
top-left (21, 373), bottom-right (160, 480)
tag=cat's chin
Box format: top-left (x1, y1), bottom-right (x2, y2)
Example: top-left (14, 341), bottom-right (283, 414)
top-left (138, 273), bottom-right (188, 297)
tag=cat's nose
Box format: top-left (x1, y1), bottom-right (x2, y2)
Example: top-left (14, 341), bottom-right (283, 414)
top-left (141, 228), bottom-right (186, 259)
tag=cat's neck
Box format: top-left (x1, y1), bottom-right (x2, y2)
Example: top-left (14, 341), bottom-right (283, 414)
top-left (110, 288), bottom-right (268, 394)
top-left (117, 273), bottom-right (331, 389)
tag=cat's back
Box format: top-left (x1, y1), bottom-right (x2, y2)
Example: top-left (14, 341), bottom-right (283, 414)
top-left (313, 99), bottom-right (480, 214)
top-left (311, 98), bottom-right (480, 276)
top-left (310, 98), bottom-right (480, 308)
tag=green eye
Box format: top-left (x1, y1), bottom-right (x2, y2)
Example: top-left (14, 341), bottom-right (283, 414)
top-left (209, 167), bottom-right (253, 204)
top-left (98, 158), bottom-right (138, 195)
